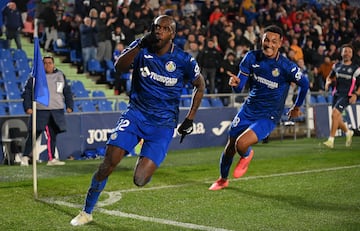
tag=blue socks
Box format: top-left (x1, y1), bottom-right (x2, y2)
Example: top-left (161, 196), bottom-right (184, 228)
top-left (84, 174), bottom-right (108, 214)
top-left (220, 152), bottom-right (233, 179)
top-left (242, 148), bottom-right (252, 158)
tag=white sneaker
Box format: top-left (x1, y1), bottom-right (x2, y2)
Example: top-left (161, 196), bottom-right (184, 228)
top-left (323, 140), bottom-right (334, 149)
top-left (345, 130), bottom-right (354, 147)
top-left (70, 211), bottom-right (93, 226)
top-left (47, 159), bottom-right (65, 166)
top-left (20, 156), bottom-right (30, 167)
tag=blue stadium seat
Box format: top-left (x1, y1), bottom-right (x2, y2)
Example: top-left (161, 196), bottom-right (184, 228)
top-left (70, 49), bottom-right (82, 64)
top-left (117, 101), bottom-right (128, 112)
top-left (317, 95), bottom-right (327, 104)
top-left (0, 48), bottom-right (12, 59)
top-left (182, 98), bottom-right (191, 107)
top-left (78, 100), bottom-right (97, 112)
top-left (87, 59), bottom-right (105, 75)
top-left (0, 58), bottom-right (15, 72)
top-left (0, 102), bottom-right (8, 115)
top-left (12, 49), bottom-right (29, 61)
top-left (92, 90), bottom-right (106, 98)
top-left (310, 95), bottom-right (317, 104)
top-left (8, 102), bottom-right (24, 115)
top-left (210, 97), bottom-right (224, 107)
top-left (200, 98), bottom-right (211, 108)
top-left (97, 100), bottom-right (113, 112)
top-left (52, 40), bottom-right (71, 55)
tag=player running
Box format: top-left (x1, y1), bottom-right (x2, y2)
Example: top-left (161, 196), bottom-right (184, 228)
top-left (323, 44), bottom-right (360, 148)
top-left (209, 25), bottom-right (309, 190)
top-left (71, 15), bottom-right (205, 225)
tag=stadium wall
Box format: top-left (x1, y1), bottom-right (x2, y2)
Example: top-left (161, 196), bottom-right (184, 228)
top-left (1, 104), bottom-right (359, 162)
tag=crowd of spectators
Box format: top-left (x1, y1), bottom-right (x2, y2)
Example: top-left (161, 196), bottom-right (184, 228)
top-left (15, 0), bottom-right (360, 97)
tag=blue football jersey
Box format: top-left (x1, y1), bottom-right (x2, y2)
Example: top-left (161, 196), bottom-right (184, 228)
top-left (238, 50), bottom-right (307, 122)
top-left (129, 44), bottom-right (200, 127)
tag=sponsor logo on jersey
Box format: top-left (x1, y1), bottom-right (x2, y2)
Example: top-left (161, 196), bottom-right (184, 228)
top-left (252, 64), bottom-right (260, 68)
top-left (165, 61), bottom-right (176, 72)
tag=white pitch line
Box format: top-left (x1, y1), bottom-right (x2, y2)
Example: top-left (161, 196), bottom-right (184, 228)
top-left (117, 164), bottom-right (360, 193)
top-left (42, 164), bottom-right (360, 231)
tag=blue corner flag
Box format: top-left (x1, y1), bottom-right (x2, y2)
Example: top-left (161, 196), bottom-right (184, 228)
top-left (31, 37), bottom-right (49, 106)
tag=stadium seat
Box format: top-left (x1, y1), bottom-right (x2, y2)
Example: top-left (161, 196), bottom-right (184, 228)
top-left (182, 98), bottom-right (191, 107)
top-left (0, 48), bottom-right (12, 59)
top-left (78, 100), bottom-right (97, 112)
top-left (0, 39), bottom-right (9, 49)
top-left (117, 101), bottom-right (128, 112)
top-left (12, 49), bottom-right (29, 61)
top-left (210, 97), bottom-right (224, 107)
top-left (0, 58), bottom-right (15, 72)
top-left (87, 59), bottom-right (105, 75)
top-left (200, 98), bottom-right (211, 108)
top-left (317, 95), bottom-right (327, 104)
top-left (8, 102), bottom-right (24, 115)
top-left (92, 90), bottom-right (106, 98)
top-left (70, 49), bottom-right (82, 64)
top-left (0, 102), bottom-right (8, 115)
top-left (310, 95), bottom-right (317, 104)
top-left (97, 100), bottom-right (113, 112)
top-left (52, 40), bottom-right (71, 55)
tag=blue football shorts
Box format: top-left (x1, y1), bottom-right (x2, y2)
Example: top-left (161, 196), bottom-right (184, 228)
top-left (332, 95), bottom-right (350, 113)
top-left (228, 112), bottom-right (276, 142)
top-left (107, 109), bottom-right (174, 167)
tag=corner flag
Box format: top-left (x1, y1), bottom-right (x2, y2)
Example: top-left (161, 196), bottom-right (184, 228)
top-left (31, 37), bottom-right (49, 106)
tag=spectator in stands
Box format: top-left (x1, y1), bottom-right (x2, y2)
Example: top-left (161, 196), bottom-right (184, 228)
top-left (80, 16), bottom-right (97, 73)
top-left (199, 0), bottom-right (213, 26)
top-left (112, 42), bottom-right (131, 96)
top-left (39, 2), bottom-right (58, 52)
top-left (290, 37), bottom-right (304, 62)
top-left (209, 25), bottom-right (309, 191)
top-left (21, 55), bottom-right (74, 167)
top-left (308, 66), bottom-right (324, 92)
top-left (111, 25), bottom-right (126, 49)
top-left (2, 1), bottom-right (23, 49)
top-left (217, 51), bottom-right (238, 105)
top-left (197, 38), bottom-right (222, 94)
top-left (323, 44), bottom-right (360, 149)
top-left (318, 55), bottom-right (334, 82)
top-left (121, 17), bottom-right (136, 45)
top-left (13, 0), bottom-right (28, 24)
top-left (70, 15), bottom-right (205, 226)
top-left (96, 11), bottom-right (115, 62)
top-left (57, 13), bottom-right (73, 47)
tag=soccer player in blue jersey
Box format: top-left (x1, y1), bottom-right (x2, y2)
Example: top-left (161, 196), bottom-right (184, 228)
top-left (323, 44), bottom-right (360, 149)
top-left (209, 25), bottom-right (309, 190)
top-left (71, 15), bottom-right (205, 225)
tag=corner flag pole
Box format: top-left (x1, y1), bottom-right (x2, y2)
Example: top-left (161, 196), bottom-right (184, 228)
top-left (32, 18), bottom-right (39, 199)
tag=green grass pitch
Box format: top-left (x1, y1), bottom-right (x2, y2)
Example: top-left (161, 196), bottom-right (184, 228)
top-left (0, 137), bottom-right (359, 231)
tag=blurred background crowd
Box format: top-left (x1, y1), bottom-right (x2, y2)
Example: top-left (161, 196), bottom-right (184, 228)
top-left (2, 0), bottom-right (360, 98)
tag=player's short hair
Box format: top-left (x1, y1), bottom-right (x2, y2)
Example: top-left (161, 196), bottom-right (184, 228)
top-left (153, 15), bottom-right (176, 34)
top-left (264, 25), bottom-right (283, 39)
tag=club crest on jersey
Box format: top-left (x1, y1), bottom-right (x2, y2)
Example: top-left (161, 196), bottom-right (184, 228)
top-left (272, 68), bottom-right (280, 77)
top-left (110, 132), bottom-right (117, 140)
top-left (165, 61), bottom-right (176, 72)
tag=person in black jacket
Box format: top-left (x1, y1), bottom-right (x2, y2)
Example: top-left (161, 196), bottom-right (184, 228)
top-left (197, 38), bottom-right (222, 94)
top-left (2, 1), bottom-right (23, 49)
top-left (21, 55), bottom-right (74, 166)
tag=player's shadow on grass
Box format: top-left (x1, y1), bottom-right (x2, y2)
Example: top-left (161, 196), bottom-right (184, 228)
top-left (233, 188), bottom-right (358, 212)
